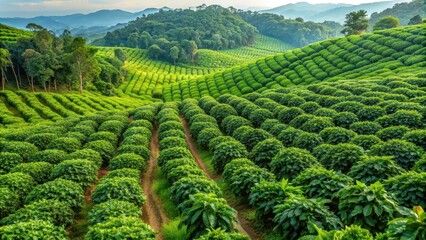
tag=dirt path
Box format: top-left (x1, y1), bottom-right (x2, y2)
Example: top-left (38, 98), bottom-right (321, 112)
top-left (141, 125), bottom-right (168, 239)
top-left (179, 116), bottom-right (259, 240)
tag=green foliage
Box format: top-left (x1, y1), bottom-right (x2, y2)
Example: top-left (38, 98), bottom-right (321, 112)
top-left (0, 220), bottom-right (68, 239)
top-left (222, 158), bottom-right (256, 181)
top-left (413, 155), bottom-right (426, 172)
top-left (1, 141), bottom-right (38, 160)
top-left (334, 181), bottom-right (403, 232)
top-left (0, 172), bottom-right (36, 201)
top-left (320, 127), bottom-right (357, 144)
top-left (88, 131), bottom-right (118, 145)
top-left (160, 137), bottom-right (187, 150)
top-left (271, 147), bottom-right (320, 180)
top-left (293, 132), bottom-right (324, 151)
top-left (47, 137), bottom-right (81, 153)
top-left (373, 16), bottom-right (400, 31)
top-left (249, 138), bottom-right (283, 169)
top-left (322, 143), bottom-right (365, 173)
top-left (11, 162), bottom-right (53, 184)
top-left (348, 156), bottom-right (405, 185)
top-left (376, 125), bottom-right (410, 141)
top-left (0, 199), bottom-right (74, 227)
top-left (222, 116), bottom-right (252, 135)
top-left (370, 140), bottom-right (423, 170)
top-left (197, 128), bottom-right (223, 149)
top-left (349, 121), bottom-right (383, 135)
top-left (166, 165), bottom-right (205, 184)
top-left (50, 159), bottom-right (98, 189)
top-left (341, 10), bottom-right (369, 35)
top-left (241, 128), bottom-right (273, 151)
top-left (117, 145), bottom-right (150, 160)
top-left (384, 172), bottom-right (426, 208)
top-left (86, 217), bottom-right (156, 240)
top-left (170, 177), bottom-right (222, 205)
top-left (333, 112), bottom-right (359, 129)
top-left (230, 166), bottom-right (275, 198)
top-left (195, 228), bottom-right (249, 240)
top-left (386, 206), bottom-right (426, 240)
top-left (88, 200), bottom-right (142, 225)
top-left (350, 135), bottom-right (382, 150)
top-left (121, 134), bottom-right (149, 147)
top-left (161, 158), bottom-right (197, 177)
top-left (92, 177), bottom-right (146, 207)
top-left (104, 168), bottom-right (141, 181)
top-left (212, 140), bottom-right (248, 173)
top-left (25, 133), bottom-right (58, 150)
top-left (273, 196), bottom-right (342, 240)
top-left (249, 109), bottom-right (274, 127)
top-left (179, 193), bottom-right (237, 239)
top-left (0, 152), bottom-right (23, 174)
top-left (110, 153), bottom-right (146, 172)
top-left (0, 187), bottom-right (20, 218)
top-left (403, 130), bottom-right (426, 151)
top-left (68, 149), bottom-right (103, 168)
top-left (98, 120), bottom-right (126, 136)
top-left (158, 147), bottom-right (193, 167)
top-left (25, 179), bottom-right (84, 211)
top-left (29, 149), bottom-right (68, 164)
top-left (292, 167), bottom-right (353, 200)
top-left (210, 104), bottom-right (238, 124)
top-left (84, 140), bottom-right (115, 163)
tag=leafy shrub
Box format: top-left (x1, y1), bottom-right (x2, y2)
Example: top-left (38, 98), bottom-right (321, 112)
top-left (25, 133), bottom-right (58, 150)
top-left (25, 179), bottom-right (84, 211)
top-left (159, 121), bottom-right (184, 133)
top-left (104, 168), bottom-right (141, 181)
top-left (249, 180), bottom-right (302, 223)
top-left (157, 147), bottom-right (192, 167)
top-left (273, 196), bottom-right (342, 240)
top-left (11, 162), bottom-right (53, 184)
top-left (0, 172), bottom-right (36, 201)
top-left (64, 132), bottom-right (87, 144)
top-left (324, 143), bottom-right (365, 173)
top-left (385, 206), bottom-right (426, 240)
top-left (221, 116), bottom-right (252, 135)
top-left (123, 127), bottom-right (151, 138)
top-left (179, 193), bottom-right (237, 239)
top-left (88, 131), bottom-right (118, 145)
top-left (88, 200), bottom-right (141, 225)
top-left (289, 114), bottom-right (315, 129)
top-left (413, 155), bottom-right (426, 172)
top-left (68, 149), bottom-right (103, 168)
top-left (166, 165), bottom-right (205, 184)
top-left (50, 159), bottom-right (98, 189)
top-left (384, 172), bottom-right (426, 208)
top-left (197, 128), bottom-right (222, 150)
top-left (271, 148), bottom-right (320, 180)
top-left (348, 156), bottom-right (405, 185)
top-left (162, 158), bottom-right (197, 176)
top-left (84, 140), bottom-right (115, 163)
top-left (28, 149), bottom-right (68, 164)
top-left (0, 152), bottom-right (23, 174)
top-left (189, 122), bottom-right (218, 140)
top-left (72, 125), bottom-right (96, 137)
top-left (160, 137), bottom-right (187, 150)
top-left (277, 127), bottom-right (304, 146)
top-left (241, 129), bottom-right (273, 151)
top-left (117, 145), bottom-right (150, 160)
top-left (129, 119), bottom-right (153, 131)
top-left (2, 141), bottom-right (38, 160)
top-left (334, 181), bottom-right (402, 232)
top-left (121, 134), bottom-right (149, 147)
top-left (370, 140), bottom-right (423, 170)
top-left (357, 106), bottom-right (386, 121)
top-left (333, 112), bottom-right (359, 128)
top-left (171, 177), bottom-right (221, 205)
top-left (158, 129), bottom-right (185, 141)
top-left (0, 199), bottom-right (74, 227)
top-left (208, 136), bottom-right (234, 152)
top-left (195, 228), bottom-right (249, 240)
top-left (277, 107), bottom-right (304, 124)
top-left (320, 127), bottom-right (357, 144)
top-left (388, 110), bottom-right (423, 128)
top-left (230, 166), bottom-right (275, 198)
top-left (249, 109), bottom-right (274, 127)
top-left (110, 153), bottom-right (146, 172)
top-left (377, 126), bottom-right (410, 142)
top-left (0, 188), bottom-right (19, 218)
top-left (292, 167), bottom-right (353, 200)
top-left (349, 121), bottom-right (383, 135)
top-left (98, 120), bottom-right (125, 136)
top-left (293, 132), bottom-right (324, 151)
top-left (222, 158), bottom-right (255, 181)
top-left (301, 117), bottom-right (335, 133)
top-left (92, 177), bottom-right (146, 207)
top-left (86, 217), bottom-right (156, 239)
top-left (210, 104), bottom-right (238, 124)
top-left (403, 130), bottom-right (426, 150)
top-left (250, 138), bottom-right (283, 169)
top-left (47, 137), bottom-right (81, 153)
top-left (212, 141), bottom-right (248, 173)
top-left (0, 220), bottom-right (68, 239)
top-left (350, 135), bottom-right (382, 150)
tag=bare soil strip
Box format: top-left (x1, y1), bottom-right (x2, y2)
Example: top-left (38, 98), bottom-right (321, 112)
top-left (179, 116), bottom-right (259, 240)
top-left (141, 125), bottom-right (168, 239)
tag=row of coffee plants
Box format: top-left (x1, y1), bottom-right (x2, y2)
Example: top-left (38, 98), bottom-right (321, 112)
top-left (156, 102), bottom-right (248, 239)
top-left (85, 105), bottom-right (158, 239)
top-left (0, 24), bottom-right (32, 44)
top-left (163, 24), bottom-right (426, 101)
top-left (182, 77), bottom-right (426, 239)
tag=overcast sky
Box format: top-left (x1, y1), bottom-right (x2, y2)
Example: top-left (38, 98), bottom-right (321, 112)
top-left (0, 0), bottom-right (408, 17)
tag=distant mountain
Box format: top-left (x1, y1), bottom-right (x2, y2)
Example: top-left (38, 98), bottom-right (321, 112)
top-left (370, 0), bottom-right (426, 26)
top-left (0, 7), bottom-right (171, 41)
top-left (260, 1), bottom-right (408, 23)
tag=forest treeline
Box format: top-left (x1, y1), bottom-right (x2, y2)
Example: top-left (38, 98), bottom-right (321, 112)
top-left (97, 5), bottom-right (342, 64)
top-left (0, 24), bottom-right (126, 95)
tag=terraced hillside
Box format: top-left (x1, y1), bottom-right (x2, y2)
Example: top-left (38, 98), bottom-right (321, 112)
top-left (0, 90), bottom-right (144, 128)
top-left (0, 24), bottom-right (32, 44)
top-left (163, 24), bottom-right (426, 101)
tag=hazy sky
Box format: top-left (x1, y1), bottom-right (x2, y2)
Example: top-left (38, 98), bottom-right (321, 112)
top-left (0, 0), bottom-right (407, 17)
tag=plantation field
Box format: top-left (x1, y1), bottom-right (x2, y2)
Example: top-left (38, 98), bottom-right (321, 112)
top-left (164, 24), bottom-right (426, 101)
top-left (0, 24), bottom-right (32, 44)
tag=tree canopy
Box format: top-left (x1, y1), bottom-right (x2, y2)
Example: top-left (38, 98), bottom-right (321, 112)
top-left (341, 10), bottom-right (369, 36)
top-left (373, 16), bottom-right (400, 31)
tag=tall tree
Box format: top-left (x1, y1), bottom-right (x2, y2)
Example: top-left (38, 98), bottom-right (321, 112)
top-left (0, 48), bottom-right (12, 91)
top-left (408, 15), bottom-right (423, 25)
top-left (341, 10), bottom-right (369, 36)
top-left (373, 16), bottom-right (400, 31)
top-left (170, 46), bottom-right (179, 65)
top-left (147, 44), bottom-right (162, 60)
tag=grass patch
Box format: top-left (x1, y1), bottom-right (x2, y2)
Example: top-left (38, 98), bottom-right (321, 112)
top-left (69, 204), bottom-right (92, 240)
top-left (153, 168), bottom-right (180, 219)
top-left (163, 218), bottom-right (187, 240)
top-left (197, 147), bottom-right (215, 175)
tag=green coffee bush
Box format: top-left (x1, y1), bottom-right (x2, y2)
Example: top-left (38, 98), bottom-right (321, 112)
top-left (157, 147), bottom-right (193, 167)
top-left (195, 228), bottom-right (249, 240)
top-left (68, 149), bottom-right (103, 168)
top-left (28, 149), bottom-right (68, 164)
top-left (50, 159), bottom-right (98, 189)
top-left (350, 121), bottom-right (383, 135)
top-left (403, 130), bottom-right (426, 150)
top-left (0, 220), bottom-right (68, 239)
top-left (197, 128), bottom-right (222, 150)
top-left (25, 179), bottom-right (84, 211)
top-left (110, 153), bottom-right (146, 172)
top-left (0, 152), bottom-right (23, 174)
top-left (47, 137), bottom-right (81, 153)
top-left (241, 129), bottom-right (273, 151)
top-left (0, 199), bottom-right (74, 227)
top-left (87, 131), bottom-right (118, 145)
top-left (213, 141), bottom-right (248, 173)
top-left (170, 177), bottom-right (222, 205)
top-left (301, 117), bottom-right (335, 133)
top-left (98, 120), bottom-right (126, 136)
top-left (320, 127), bottom-right (357, 144)
top-left (376, 126), bottom-right (410, 141)
top-left (1, 141), bottom-right (39, 160)
top-left (271, 147), bottom-right (320, 180)
top-left (293, 132), bottom-right (324, 151)
top-left (84, 140), bottom-right (115, 163)
top-left (222, 158), bottom-right (256, 181)
top-left (123, 127), bottom-right (152, 138)
top-left (384, 172), bottom-right (426, 208)
top-left (160, 137), bottom-right (187, 150)
top-left (208, 136), bottom-right (235, 152)
top-left (333, 112), bottom-right (359, 128)
top-left (324, 143), bottom-right (365, 173)
top-left (249, 139), bottom-right (283, 169)
top-left (11, 162), bottom-right (53, 184)
top-left (249, 109), bottom-right (274, 127)
top-left (166, 165), bottom-right (205, 184)
top-left (0, 172), bottom-right (36, 201)
top-left (85, 217), bottom-right (156, 239)
top-left (230, 166), bottom-right (275, 198)
top-left (357, 106), bottom-right (386, 121)
top-left (88, 200), bottom-right (142, 225)
top-left (25, 133), bottom-right (58, 150)
top-left (277, 127), bottom-right (304, 146)
top-left (350, 135), bottom-right (382, 150)
top-left (121, 134), bottom-right (149, 147)
top-left (162, 158), bottom-right (197, 176)
top-left (348, 156), bottom-right (405, 185)
top-left (370, 140), bottom-right (423, 170)
top-left (92, 177), bottom-right (146, 207)
top-left (158, 129), bottom-right (185, 141)
top-left (413, 155), bottom-right (426, 172)
top-left (104, 168), bottom-right (141, 181)
top-left (189, 122), bottom-right (218, 139)
top-left (117, 145), bottom-right (150, 160)
top-left (221, 116), bottom-right (252, 135)
top-left (0, 188), bottom-right (20, 218)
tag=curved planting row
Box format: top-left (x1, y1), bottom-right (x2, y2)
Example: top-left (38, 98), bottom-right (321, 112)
top-left (180, 76), bottom-right (426, 239)
top-left (156, 102), bottom-right (248, 239)
top-left (163, 24), bottom-right (426, 101)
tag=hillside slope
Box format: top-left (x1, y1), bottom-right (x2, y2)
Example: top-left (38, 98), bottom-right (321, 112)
top-left (370, 0), bottom-right (426, 26)
top-left (163, 24), bottom-right (426, 101)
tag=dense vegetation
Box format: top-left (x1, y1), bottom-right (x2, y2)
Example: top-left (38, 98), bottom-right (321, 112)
top-left (370, 0), bottom-right (426, 26)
